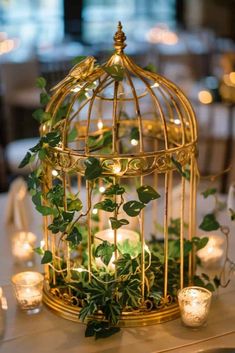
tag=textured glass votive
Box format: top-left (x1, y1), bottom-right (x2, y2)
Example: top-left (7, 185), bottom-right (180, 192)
top-left (11, 232), bottom-right (36, 266)
top-left (11, 272), bottom-right (44, 313)
top-left (178, 286), bottom-right (212, 328)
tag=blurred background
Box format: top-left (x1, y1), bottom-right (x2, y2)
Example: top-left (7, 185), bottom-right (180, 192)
top-left (0, 0), bottom-right (235, 193)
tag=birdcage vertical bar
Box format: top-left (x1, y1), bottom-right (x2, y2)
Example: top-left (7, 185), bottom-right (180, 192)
top-left (188, 155), bottom-right (196, 282)
top-left (62, 172), bottom-right (71, 283)
top-left (140, 175), bottom-right (145, 301)
top-left (180, 175), bottom-right (185, 289)
top-left (86, 180), bottom-right (92, 282)
top-left (163, 172), bottom-right (169, 298)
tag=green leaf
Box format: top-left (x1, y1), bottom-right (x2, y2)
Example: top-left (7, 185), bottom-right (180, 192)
top-left (36, 76), bottom-right (46, 89)
top-left (199, 214), bottom-right (220, 231)
top-left (130, 127), bottom-right (140, 141)
top-left (144, 63), bottom-right (157, 73)
top-left (54, 104), bottom-right (70, 123)
top-left (85, 321), bottom-right (120, 339)
top-left (84, 157), bottom-right (103, 180)
top-left (103, 300), bottom-right (122, 325)
top-left (205, 283), bottom-right (215, 292)
top-left (40, 92), bottom-right (50, 106)
top-left (67, 127), bottom-right (77, 142)
top-left (66, 226), bottom-right (82, 246)
top-left (229, 208), bottom-right (235, 221)
top-left (137, 185), bottom-right (160, 204)
top-left (115, 253), bottom-right (139, 276)
top-left (123, 200), bottom-right (145, 217)
top-left (109, 217), bottom-right (129, 230)
top-left (18, 151), bottom-right (32, 168)
top-left (87, 131), bottom-right (112, 151)
top-left (94, 199), bottom-right (117, 212)
top-left (171, 157), bottom-right (190, 181)
top-left (62, 211), bottom-right (74, 222)
top-left (36, 204), bottom-right (55, 216)
top-left (34, 247), bottom-right (44, 255)
top-left (47, 184), bottom-right (64, 206)
top-left (79, 301), bottom-right (97, 322)
top-left (33, 109), bottom-right (51, 123)
top-left (192, 236), bottom-right (209, 250)
top-left (118, 278), bottom-right (141, 307)
top-left (38, 148), bottom-right (47, 160)
top-left (41, 250), bottom-right (52, 264)
top-left (201, 188), bottom-right (217, 198)
top-left (42, 131), bottom-right (61, 147)
top-left (94, 240), bottom-right (115, 266)
top-left (48, 215), bottom-right (67, 233)
top-left (72, 55), bottom-right (87, 65)
top-left (104, 184), bottom-right (125, 196)
top-left (67, 198), bottom-right (82, 212)
top-left (103, 64), bottom-right (124, 81)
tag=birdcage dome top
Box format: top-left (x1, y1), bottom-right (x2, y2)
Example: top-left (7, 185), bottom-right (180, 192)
top-left (44, 22), bottom-right (197, 177)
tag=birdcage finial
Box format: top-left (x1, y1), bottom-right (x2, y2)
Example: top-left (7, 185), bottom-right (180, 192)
top-left (113, 21), bottom-right (126, 54)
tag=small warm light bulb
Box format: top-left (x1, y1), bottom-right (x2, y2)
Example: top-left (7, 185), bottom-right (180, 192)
top-left (229, 72), bottom-right (235, 85)
top-left (52, 169), bottom-right (59, 177)
top-left (97, 120), bottom-right (103, 130)
top-left (40, 240), bottom-right (45, 249)
top-left (198, 90), bottom-right (213, 104)
top-left (113, 165), bottom-right (121, 174)
top-left (99, 186), bottom-right (106, 193)
top-left (151, 82), bottom-right (159, 88)
top-left (92, 208), bottom-right (98, 215)
top-left (131, 139), bottom-right (139, 146)
top-left (71, 86), bottom-right (80, 93)
top-left (174, 118), bottom-right (181, 125)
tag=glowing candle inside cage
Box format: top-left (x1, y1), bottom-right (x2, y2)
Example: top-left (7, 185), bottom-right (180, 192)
top-left (11, 272), bottom-right (44, 313)
top-left (94, 229), bottom-right (139, 270)
top-left (178, 286), bottom-right (212, 327)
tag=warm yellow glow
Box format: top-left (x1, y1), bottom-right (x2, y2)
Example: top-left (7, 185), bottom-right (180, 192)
top-left (146, 25), bottom-right (178, 45)
top-left (97, 120), bottom-right (103, 130)
top-left (174, 118), bottom-right (181, 125)
top-left (92, 208), bottom-right (98, 215)
top-left (113, 165), bottom-right (121, 174)
top-left (151, 82), bottom-right (159, 88)
top-left (71, 86), bottom-right (81, 93)
top-left (131, 139), bottom-right (139, 146)
top-left (229, 72), bottom-right (235, 84)
top-left (198, 90), bottom-right (213, 104)
top-left (40, 240), bottom-right (45, 249)
top-left (0, 38), bottom-right (19, 55)
top-left (113, 54), bottom-right (121, 64)
top-left (99, 186), bottom-right (106, 193)
top-left (52, 169), bottom-right (59, 177)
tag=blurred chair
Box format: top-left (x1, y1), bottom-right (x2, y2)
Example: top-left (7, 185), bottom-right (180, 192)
top-left (0, 60), bottom-right (40, 143)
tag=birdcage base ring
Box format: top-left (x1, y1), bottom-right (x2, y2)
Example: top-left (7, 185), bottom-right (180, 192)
top-left (43, 287), bottom-right (180, 327)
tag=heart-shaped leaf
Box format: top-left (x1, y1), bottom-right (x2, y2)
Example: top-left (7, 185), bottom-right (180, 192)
top-left (137, 185), bottom-right (160, 204)
top-left (199, 214), bottom-right (220, 231)
top-left (109, 217), bottom-right (129, 230)
top-left (123, 200), bottom-right (145, 217)
top-left (84, 157), bottom-right (102, 180)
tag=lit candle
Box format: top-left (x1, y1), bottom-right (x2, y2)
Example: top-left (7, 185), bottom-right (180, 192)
top-left (11, 272), bottom-right (44, 313)
top-left (11, 232), bottom-right (36, 266)
top-left (94, 229), bottom-right (139, 270)
top-left (197, 234), bottom-right (224, 268)
top-left (178, 286), bottom-right (212, 328)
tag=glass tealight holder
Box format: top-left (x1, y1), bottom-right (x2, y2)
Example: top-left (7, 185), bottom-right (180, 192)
top-left (178, 286), bottom-right (212, 328)
top-left (11, 272), bottom-right (44, 314)
top-left (11, 232), bottom-right (36, 267)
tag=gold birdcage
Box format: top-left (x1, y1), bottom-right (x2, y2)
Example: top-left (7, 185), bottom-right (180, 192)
top-left (42, 22), bottom-right (198, 327)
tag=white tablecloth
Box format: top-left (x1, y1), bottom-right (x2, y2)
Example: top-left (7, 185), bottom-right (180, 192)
top-left (0, 193), bottom-right (235, 353)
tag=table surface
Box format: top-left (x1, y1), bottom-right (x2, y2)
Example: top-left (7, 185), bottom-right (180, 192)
top-left (0, 192), bottom-right (235, 353)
